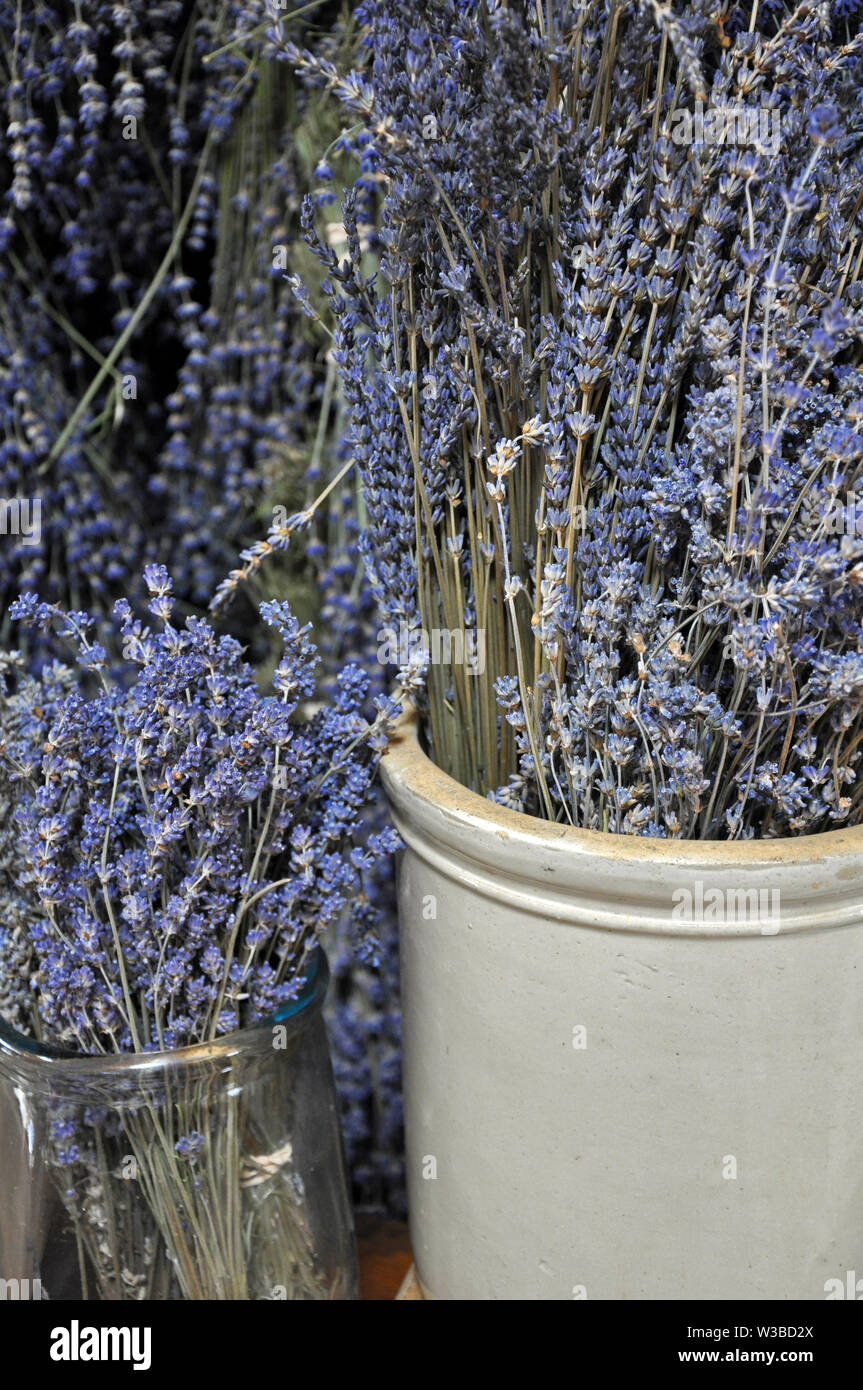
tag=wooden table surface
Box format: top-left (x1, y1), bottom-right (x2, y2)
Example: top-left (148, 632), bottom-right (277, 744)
top-left (356, 1214), bottom-right (413, 1300)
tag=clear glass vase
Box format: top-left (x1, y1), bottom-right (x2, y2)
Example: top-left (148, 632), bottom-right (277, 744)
top-left (0, 950), bottom-right (356, 1300)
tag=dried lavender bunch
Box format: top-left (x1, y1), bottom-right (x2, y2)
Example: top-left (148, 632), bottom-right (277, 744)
top-left (1, 565), bottom-right (399, 1053)
top-left (0, 0), bottom-right (343, 616)
top-left (0, 566), bottom-right (397, 1300)
top-left (284, 0), bottom-right (863, 839)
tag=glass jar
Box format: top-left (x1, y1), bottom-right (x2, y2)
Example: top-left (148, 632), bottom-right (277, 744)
top-left (0, 950), bottom-right (356, 1300)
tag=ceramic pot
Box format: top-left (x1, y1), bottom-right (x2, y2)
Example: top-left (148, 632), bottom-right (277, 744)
top-left (381, 710), bottom-right (863, 1300)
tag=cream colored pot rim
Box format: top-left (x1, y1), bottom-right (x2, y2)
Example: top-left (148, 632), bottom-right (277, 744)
top-left (379, 708), bottom-right (863, 935)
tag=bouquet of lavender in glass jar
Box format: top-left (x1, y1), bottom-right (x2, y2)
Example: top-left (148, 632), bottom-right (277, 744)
top-left (0, 566), bottom-right (398, 1300)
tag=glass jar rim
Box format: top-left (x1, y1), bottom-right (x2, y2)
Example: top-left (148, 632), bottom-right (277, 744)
top-left (0, 947), bottom-right (329, 1078)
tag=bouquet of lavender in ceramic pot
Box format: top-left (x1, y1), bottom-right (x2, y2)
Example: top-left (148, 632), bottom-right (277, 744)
top-left (283, 0), bottom-right (863, 841)
top-left (0, 566), bottom-right (399, 1300)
